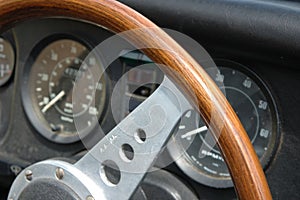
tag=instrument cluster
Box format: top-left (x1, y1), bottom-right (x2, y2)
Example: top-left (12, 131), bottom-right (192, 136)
top-left (0, 17), bottom-right (280, 199)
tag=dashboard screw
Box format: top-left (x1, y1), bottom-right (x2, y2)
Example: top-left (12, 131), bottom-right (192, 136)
top-left (86, 195), bottom-right (95, 200)
top-left (55, 168), bottom-right (65, 180)
top-left (25, 170), bottom-right (33, 181)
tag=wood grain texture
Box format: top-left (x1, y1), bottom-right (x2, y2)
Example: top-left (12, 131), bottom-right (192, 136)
top-left (0, 0), bottom-right (272, 199)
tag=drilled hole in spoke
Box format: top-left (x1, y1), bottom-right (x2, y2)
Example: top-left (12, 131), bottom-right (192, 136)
top-left (100, 160), bottom-right (121, 186)
top-left (120, 144), bottom-right (134, 162)
top-left (134, 129), bottom-right (146, 143)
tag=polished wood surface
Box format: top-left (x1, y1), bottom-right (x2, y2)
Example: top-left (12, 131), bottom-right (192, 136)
top-left (0, 0), bottom-right (272, 199)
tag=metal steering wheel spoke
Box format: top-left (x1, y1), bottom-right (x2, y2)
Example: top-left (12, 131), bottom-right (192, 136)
top-left (74, 77), bottom-right (191, 199)
top-left (8, 77), bottom-right (192, 200)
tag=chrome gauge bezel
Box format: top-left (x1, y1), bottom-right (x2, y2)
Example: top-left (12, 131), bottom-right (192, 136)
top-left (168, 60), bottom-right (280, 188)
top-left (21, 35), bottom-right (109, 144)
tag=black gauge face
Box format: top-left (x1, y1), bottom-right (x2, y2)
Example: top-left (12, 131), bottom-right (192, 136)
top-left (169, 63), bottom-right (278, 188)
top-left (0, 37), bottom-right (15, 86)
top-left (23, 39), bottom-right (107, 144)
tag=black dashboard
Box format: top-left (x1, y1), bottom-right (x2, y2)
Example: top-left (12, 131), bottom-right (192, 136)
top-left (1, 0), bottom-right (300, 199)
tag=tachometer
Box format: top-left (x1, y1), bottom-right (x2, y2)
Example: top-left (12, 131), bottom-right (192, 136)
top-left (168, 61), bottom-right (279, 188)
top-left (22, 38), bottom-right (107, 144)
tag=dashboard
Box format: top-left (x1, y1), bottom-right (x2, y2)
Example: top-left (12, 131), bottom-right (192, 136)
top-left (1, 0), bottom-right (300, 199)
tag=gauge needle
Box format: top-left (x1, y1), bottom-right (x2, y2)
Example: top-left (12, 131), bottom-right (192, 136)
top-left (42, 90), bottom-right (65, 113)
top-left (181, 126), bottom-right (208, 139)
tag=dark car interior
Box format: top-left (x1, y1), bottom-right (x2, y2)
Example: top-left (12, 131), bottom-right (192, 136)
top-left (0, 0), bottom-right (300, 199)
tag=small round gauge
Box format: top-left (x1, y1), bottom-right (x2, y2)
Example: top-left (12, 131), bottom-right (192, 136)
top-left (22, 38), bottom-right (107, 144)
top-left (168, 61), bottom-right (279, 188)
top-left (0, 37), bottom-right (15, 86)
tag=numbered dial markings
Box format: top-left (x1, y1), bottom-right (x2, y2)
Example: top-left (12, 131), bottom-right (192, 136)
top-left (0, 37), bottom-right (15, 86)
top-left (169, 65), bottom-right (278, 188)
top-left (24, 39), bottom-right (106, 143)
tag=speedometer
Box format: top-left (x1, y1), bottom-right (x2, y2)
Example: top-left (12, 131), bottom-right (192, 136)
top-left (22, 38), bottom-right (107, 144)
top-left (168, 61), bottom-right (279, 188)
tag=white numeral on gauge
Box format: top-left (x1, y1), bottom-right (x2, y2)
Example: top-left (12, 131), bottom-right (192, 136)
top-left (258, 100), bottom-right (268, 110)
top-left (260, 129), bottom-right (270, 138)
top-left (243, 78), bottom-right (252, 88)
top-left (215, 70), bottom-right (224, 83)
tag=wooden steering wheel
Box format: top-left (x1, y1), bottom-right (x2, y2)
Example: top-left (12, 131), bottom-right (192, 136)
top-left (0, 0), bottom-right (272, 199)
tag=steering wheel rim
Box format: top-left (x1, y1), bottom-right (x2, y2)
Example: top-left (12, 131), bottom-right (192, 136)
top-left (0, 0), bottom-right (272, 199)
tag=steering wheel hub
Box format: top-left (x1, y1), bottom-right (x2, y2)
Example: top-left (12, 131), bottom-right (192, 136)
top-left (18, 179), bottom-right (79, 200)
top-left (9, 160), bottom-right (101, 200)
